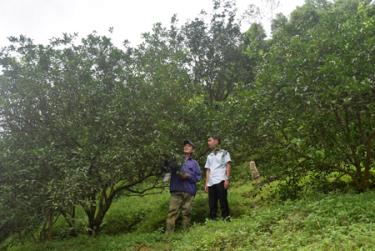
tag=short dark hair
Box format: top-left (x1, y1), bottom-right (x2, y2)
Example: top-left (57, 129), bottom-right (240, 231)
top-left (209, 135), bottom-right (221, 144)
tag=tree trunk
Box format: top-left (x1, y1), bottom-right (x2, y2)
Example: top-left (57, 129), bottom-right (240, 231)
top-left (62, 206), bottom-right (77, 236)
top-left (39, 209), bottom-right (54, 241)
top-left (85, 188), bottom-right (115, 235)
top-left (249, 160), bottom-right (261, 182)
top-left (360, 143), bottom-right (374, 191)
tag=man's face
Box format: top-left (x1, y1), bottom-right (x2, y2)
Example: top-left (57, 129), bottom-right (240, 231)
top-left (207, 137), bottom-right (218, 149)
top-left (184, 144), bottom-right (194, 154)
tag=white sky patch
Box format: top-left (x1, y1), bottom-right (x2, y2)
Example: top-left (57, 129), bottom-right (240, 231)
top-left (0, 0), bottom-right (305, 48)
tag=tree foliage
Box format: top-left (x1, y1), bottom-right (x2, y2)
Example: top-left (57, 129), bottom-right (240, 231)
top-left (0, 0), bottom-right (374, 241)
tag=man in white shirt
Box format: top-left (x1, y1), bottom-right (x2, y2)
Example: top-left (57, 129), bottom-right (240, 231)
top-left (204, 136), bottom-right (231, 220)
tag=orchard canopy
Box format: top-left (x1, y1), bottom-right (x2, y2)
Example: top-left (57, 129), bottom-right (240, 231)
top-left (0, 0), bottom-right (374, 240)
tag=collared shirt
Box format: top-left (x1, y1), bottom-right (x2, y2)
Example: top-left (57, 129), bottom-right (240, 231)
top-left (170, 157), bottom-right (201, 196)
top-left (205, 149), bottom-right (231, 187)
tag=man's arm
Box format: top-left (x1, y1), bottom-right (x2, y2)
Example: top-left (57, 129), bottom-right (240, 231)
top-left (224, 162), bottom-right (231, 189)
top-left (204, 157), bottom-right (210, 192)
top-left (226, 162), bottom-right (231, 179)
top-left (181, 162), bottom-right (201, 182)
top-left (205, 168), bottom-right (210, 193)
top-left (195, 162), bottom-right (202, 182)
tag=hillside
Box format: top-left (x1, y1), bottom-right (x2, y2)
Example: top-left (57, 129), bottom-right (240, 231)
top-left (5, 182), bottom-right (375, 251)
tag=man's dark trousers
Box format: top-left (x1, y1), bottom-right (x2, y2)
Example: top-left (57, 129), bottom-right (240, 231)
top-left (208, 180), bottom-right (229, 219)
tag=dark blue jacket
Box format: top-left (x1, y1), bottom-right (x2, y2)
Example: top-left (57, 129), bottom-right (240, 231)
top-left (170, 157), bottom-right (201, 196)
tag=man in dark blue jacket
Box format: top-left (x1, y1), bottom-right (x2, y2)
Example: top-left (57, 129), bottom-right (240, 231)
top-left (165, 140), bottom-right (201, 233)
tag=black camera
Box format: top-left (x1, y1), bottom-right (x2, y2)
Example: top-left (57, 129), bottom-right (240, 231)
top-left (161, 157), bottom-right (184, 182)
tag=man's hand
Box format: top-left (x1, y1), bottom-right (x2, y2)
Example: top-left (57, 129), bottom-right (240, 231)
top-left (204, 184), bottom-right (208, 193)
top-left (224, 180), bottom-right (230, 189)
top-left (179, 172), bottom-right (190, 180)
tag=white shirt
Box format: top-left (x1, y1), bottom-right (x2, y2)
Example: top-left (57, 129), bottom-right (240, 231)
top-left (205, 149), bottom-right (231, 187)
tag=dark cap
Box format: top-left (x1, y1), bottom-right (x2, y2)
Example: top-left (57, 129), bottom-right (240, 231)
top-left (183, 139), bottom-right (195, 149)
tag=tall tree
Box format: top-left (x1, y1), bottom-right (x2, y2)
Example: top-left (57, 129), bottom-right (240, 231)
top-left (254, 0), bottom-right (375, 193)
top-left (182, 0), bottom-right (252, 103)
top-left (0, 33), bottom-right (170, 236)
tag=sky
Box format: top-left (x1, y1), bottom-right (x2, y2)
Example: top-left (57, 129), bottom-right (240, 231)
top-left (0, 0), bottom-right (305, 48)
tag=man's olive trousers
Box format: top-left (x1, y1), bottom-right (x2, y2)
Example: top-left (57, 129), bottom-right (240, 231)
top-left (165, 192), bottom-right (193, 232)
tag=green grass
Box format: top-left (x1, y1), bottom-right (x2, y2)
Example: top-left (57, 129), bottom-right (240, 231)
top-left (5, 181), bottom-right (375, 251)
top-left (172, 191), bottom-right (375, 251)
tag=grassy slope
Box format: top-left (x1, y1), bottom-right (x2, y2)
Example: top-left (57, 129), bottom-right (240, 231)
top-left (6, 181), bottom-right (375, 251)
